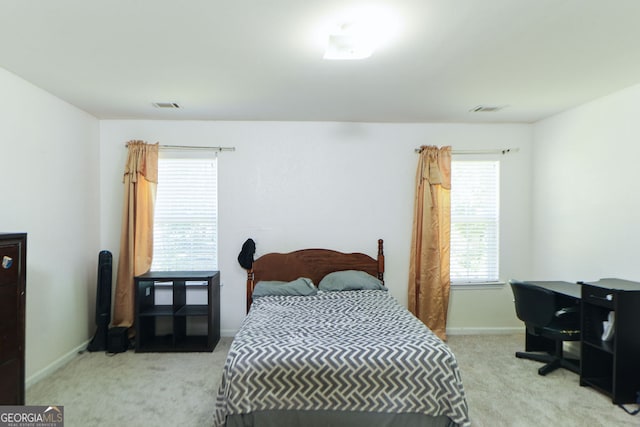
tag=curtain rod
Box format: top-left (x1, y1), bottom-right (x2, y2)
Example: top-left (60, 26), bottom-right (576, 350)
top-left (414, 147), bottom-right (519, 155)
top-left (125, 143), bottom-right (235, 152)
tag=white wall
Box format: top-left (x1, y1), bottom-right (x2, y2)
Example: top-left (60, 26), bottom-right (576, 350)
top-left (100, 120), bottom-right (531, 335)
top-left (0, 68), bottom-right (100, 383)
top-left (532, 83), bottom-right (640, 282)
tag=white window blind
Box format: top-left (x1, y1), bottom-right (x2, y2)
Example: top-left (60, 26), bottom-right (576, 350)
top-left (450, 161), bottom-right (499, 284)
top-left (151, 156), bottom-right (218, 271)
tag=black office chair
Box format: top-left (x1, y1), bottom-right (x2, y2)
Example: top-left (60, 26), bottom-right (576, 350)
top-left (509, 280), bottom-right (581, 376)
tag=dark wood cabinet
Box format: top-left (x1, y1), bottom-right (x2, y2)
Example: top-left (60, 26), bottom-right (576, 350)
top-left (0, 233), bottom-right (26, 405)
top-left (134, 271), bottom-right (220, 352)
top-left (580, 279), bottom-right (640, 404)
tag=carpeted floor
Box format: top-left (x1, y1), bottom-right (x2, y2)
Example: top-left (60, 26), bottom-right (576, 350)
top-left (26, 334), bottom-right (639, 426)
top-left (27, 338), bottom-right (233, 427)
top-left (446, 334), bottom-right (637, 427)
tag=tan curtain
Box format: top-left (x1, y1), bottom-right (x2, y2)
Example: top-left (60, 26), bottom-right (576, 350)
top-left (408, 145), bottom-right (452, 341)
top-left (112, 141), bottom-right (159, 328)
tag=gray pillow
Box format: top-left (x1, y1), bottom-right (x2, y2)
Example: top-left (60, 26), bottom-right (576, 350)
top-left (318, 270), bottom-right (386, 292)
top-left (253, 277), bottom-right (317, 298)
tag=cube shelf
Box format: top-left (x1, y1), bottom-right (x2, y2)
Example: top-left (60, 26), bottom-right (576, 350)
top-left (134, 271), bottom-right (220, 352)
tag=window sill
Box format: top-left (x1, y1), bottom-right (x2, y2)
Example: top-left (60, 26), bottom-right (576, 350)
top-left (451, 281), bottom-right (505, 290)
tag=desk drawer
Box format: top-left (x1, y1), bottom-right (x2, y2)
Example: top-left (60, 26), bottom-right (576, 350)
top-left (582, 284), bottom-right (615, 309)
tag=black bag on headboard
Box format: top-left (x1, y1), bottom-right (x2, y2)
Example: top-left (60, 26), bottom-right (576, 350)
top-left (237, 238), bottom-right (256, 270)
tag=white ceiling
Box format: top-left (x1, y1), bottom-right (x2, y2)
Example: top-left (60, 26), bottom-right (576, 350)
top-left (2, 0), bottom-right (640, 123)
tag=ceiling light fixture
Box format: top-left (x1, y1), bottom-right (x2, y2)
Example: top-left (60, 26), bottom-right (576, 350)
top-left (319, 6), bottom-right (401, 60)
top-left (324, 23), bottom-right (375, 60)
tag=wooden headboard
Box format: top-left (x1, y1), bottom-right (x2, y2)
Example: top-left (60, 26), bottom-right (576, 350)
top-left (246, 239), bottom-right (384, 312)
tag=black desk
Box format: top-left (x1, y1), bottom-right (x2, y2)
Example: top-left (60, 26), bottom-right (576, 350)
top-left (520, 281), bottom-right (581, 355)
top-left (517, 278), bottom-right (640, 404)
top-left (524, 280), bottom-right (581, 299)
top-left (579, 278), bottom-right (640, 404)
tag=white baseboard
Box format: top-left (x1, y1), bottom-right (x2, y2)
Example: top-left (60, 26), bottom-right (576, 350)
top-left (446, 326), bottom-right (523, 335)
top-left (26, 339), bottom-right (90, 389)
top-left (221, 329), bottom-right (238, 337)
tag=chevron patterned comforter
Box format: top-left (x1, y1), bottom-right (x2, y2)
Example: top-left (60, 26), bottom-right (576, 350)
top-left (213, 290), bottom-right (470, 427)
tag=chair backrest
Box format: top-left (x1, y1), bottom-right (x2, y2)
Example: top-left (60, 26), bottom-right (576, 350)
top-left (509, 280), bottom-right (557, 327)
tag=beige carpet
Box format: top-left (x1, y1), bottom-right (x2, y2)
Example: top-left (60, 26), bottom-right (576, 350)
top-left (446, 334), bottom-right (637, 427)
top-left (26, 334), bottom-right (638, 426)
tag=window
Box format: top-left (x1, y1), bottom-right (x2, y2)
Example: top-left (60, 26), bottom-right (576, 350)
top-left (151, 154), bottom-right (218, 271)
top-left (450, 161), bottom-right (499, 284)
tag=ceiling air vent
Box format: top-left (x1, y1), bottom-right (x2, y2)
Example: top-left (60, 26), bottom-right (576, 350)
top-left (152, 102), bottom-right (180, 109)
top-left (470, 105), bottom-right (505, 113)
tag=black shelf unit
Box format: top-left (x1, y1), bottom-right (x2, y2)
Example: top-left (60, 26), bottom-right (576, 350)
top-left (580, 279), bottom-right (640, 404)
top-left (135, 271), bottom-right (220, 352)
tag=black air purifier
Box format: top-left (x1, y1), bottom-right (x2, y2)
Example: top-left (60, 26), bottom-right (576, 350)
top-left (87, 250), bottom-right (112, 352)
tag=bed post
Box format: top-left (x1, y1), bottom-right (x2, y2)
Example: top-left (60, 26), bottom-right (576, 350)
top-left (377, 239), bottom-right (385, 283)
top-left (246, 269), bottom-right (254, 313)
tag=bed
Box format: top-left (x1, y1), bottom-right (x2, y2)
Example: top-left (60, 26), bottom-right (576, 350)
top-left (213, 240), bottom-right (470, 427)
